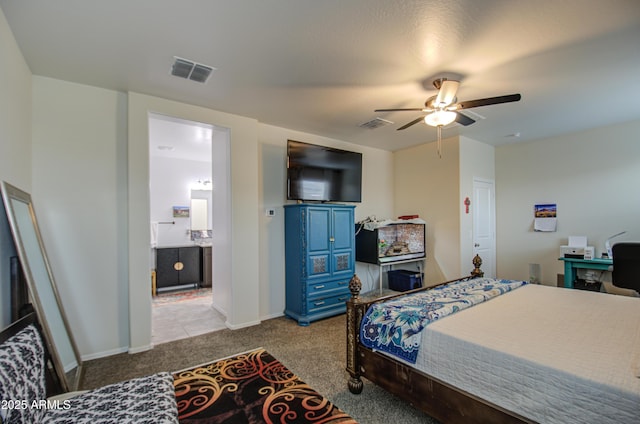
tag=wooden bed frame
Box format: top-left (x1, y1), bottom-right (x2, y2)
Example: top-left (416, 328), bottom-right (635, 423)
top-left (345, 255), bottom-right (537, 424)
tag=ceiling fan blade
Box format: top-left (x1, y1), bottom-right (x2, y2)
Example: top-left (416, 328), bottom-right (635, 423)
top-left (457, 94), bottom-right (521, 110)
top-left (397, 117), bottom-right (424, 131)
top-left (375, 108), bottom-right (425, 112)
top-left (434, 80), bottom-right (459, 107)
top-left (455, 112), bottom-right (475, 126)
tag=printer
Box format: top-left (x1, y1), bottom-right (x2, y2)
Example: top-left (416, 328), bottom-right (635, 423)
top-left (560, 236), bottom-right (595, 260)
top-left (560, 245), bottom-right (595, 260)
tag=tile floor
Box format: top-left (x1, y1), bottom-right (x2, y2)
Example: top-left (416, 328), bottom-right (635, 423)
top-left (152, 291), bottom-right (227, 345)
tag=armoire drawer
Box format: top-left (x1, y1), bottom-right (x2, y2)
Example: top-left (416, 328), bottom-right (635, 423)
top-left (307, 292), bottom-right (351, 313)
top-left (307, 279), bottom-right (350, 297)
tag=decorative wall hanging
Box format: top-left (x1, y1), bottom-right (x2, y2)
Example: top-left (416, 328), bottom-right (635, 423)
top-left (534, 203), bottom-right (557, 232)
top-left (173, 206), bottom-right (190, 218)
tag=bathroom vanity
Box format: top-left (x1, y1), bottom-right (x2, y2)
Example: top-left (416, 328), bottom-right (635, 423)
top-left (155, 245), bottom-right (204, 291)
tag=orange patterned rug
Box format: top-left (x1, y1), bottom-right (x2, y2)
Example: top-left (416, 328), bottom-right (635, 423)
top-left (173, 348), bottom-right (356, 423)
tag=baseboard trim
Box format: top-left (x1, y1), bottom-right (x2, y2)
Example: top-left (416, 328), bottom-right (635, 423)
top-left (81, 345), bottom-right (129, 362)
top-left (225, 319), bottom-right (261, 330)
top-left (128, 344), bottom-right (153, 354)
top-left (260, 311), bottom-right (284, 321)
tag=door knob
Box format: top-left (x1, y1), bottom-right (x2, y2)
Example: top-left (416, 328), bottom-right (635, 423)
top-left (474, 243), bottom-right (480, 247)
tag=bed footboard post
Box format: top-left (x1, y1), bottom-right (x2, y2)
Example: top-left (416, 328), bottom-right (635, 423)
top-left (471, 254), bottom-right (484, 278)
top-left (346, 274), bottom-right (364, 394)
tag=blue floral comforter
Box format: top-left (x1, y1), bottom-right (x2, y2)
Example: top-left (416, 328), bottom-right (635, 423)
top-left (360, 277), bottom-right (527, 363)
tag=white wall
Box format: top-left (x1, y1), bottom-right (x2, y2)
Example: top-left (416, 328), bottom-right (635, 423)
top-left (0, 8), bottom-right (32, 328)
top-left (31, 76), bottom-right (129, 358)
top-left (209, 126), bottom-right (232, 319)
top-left (128, 92), bottom-right (261, 351)
top-left (5, 0), bottom-right (637, 360)
top-left (257, 124), bottom-right (395, 313)
top-left (21, 67), bottom-right (640, 362)
top-left (150, 156), bottom-right (211, 248)
top-left (8, 52), bottom-right (638, 362)
top-left (27, 80), bottom-right (257, 357)
top-left (394, 136), bottom-right (461, 284)
top-left (24, 76), bottom-right (394, 359)
top-left (496, 120), bottom-right (640, 284)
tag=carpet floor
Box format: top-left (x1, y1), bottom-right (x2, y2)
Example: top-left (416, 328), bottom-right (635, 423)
top-left (81, 314), bottom-right (439, 423)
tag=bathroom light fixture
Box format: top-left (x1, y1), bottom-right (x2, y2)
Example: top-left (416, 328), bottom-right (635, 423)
top-left (191, 179), bottom-right (213, 191)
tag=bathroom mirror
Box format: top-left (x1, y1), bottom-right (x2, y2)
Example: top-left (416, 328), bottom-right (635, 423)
top-left (190, 189), bottom-right (212, 242)
top-left (1, 181), bottom-right (82, 391)
top-left (190, 198), bottom-right (208, 231)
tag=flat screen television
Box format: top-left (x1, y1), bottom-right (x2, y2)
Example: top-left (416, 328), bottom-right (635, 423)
top-left (287, 140), bottom-right (362, 203)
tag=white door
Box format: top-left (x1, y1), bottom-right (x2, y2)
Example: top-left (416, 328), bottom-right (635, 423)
top-left (473, 178), bottom-right (496, 278)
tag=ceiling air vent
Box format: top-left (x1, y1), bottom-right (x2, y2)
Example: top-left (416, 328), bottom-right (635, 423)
top-left (171, 57), bottom-right (215, 83)
top-left (461, 109), bottom-right (486, 121)
top-left (359, 117), bottom-right (393, 130)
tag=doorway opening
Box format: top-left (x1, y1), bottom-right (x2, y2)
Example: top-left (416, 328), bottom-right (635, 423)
top-left (148, 113), bottom-right (228, 344)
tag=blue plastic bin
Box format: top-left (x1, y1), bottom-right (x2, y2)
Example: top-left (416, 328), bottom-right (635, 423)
top-left (388, 269), bottom-right (423, 291)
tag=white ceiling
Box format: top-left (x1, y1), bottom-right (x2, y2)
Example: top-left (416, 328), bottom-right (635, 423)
top-left (2, 0), bottom-right (640, 152)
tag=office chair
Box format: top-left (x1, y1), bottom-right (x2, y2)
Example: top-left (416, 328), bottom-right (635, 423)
top-left (611, 242), bottom-right (640, 294)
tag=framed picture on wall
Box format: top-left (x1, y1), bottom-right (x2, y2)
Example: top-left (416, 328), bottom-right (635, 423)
top-left (173, 206), bottom-right (190, 218)
top-left (534, 203), bottom-right (556, 218)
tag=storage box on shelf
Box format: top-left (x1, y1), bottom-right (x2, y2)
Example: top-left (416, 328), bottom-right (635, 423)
top-left (388, 269), bottom-right (423, 292)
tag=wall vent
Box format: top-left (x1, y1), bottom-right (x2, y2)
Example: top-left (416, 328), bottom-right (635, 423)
top-left (359, 117), bottom-right (393, 130)
top-left (171, 57), bottom-right (215, 83)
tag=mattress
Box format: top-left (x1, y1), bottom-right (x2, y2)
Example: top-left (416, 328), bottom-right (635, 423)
top-left (410, 284), bottom-right (640, 424)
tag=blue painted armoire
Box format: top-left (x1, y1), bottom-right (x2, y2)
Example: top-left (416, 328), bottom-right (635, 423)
top-left (284, 203), bottom-right (355, 325)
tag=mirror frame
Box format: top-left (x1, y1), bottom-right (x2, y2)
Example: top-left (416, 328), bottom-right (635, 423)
top-left (1, 181), bottom-right (83, 391)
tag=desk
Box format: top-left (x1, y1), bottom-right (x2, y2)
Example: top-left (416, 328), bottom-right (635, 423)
top-left (559, 257), bottom-right (612, 289)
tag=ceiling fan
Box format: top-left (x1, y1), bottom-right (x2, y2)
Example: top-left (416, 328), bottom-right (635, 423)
top-left (375, 78), bottom-right (521, 157)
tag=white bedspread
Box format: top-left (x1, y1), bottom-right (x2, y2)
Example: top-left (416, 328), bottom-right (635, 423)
top-left (412, 284), bottom-right (640, 424)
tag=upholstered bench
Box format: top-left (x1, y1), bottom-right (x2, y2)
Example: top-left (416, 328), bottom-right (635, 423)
top-left (0, 315), bottom-right (178, 424)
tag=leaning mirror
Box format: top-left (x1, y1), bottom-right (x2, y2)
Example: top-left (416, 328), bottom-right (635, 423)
top-left (1, 181), bottom-right (82, 391)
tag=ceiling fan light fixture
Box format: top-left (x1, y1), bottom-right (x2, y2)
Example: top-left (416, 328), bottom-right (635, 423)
top-left (424, 110), bottom-right (456, 127)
